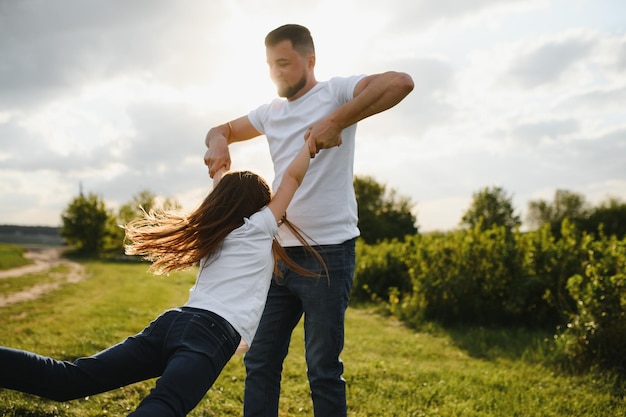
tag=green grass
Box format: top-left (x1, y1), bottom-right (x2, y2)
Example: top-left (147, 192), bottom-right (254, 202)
top-left (0, 244), bottom-right (32, 270)
top-left (0, 260), bottom-right (624, 417)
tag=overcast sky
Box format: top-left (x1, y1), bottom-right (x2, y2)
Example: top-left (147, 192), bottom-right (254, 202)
top-left (1, 0), bottom-right (624, 232)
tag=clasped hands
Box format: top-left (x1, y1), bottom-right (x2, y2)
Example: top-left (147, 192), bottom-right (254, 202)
top-left (304, 119), bottom-right (343, 158)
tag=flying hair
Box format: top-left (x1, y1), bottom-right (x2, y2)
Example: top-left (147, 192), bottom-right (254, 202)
top-left (124, 170), bottom-right (327, 280)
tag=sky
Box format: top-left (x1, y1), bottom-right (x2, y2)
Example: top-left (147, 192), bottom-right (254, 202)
top-left (1, 0), bottom-right (625, 232)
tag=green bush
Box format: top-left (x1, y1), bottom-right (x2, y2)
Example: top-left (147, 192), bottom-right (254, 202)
top-left (557, 233), bottom-right (626, 374)
top-left (354, 220), bottom-right (626, 376)
top-left (513, 221), bottom-right (582, 326)
top-left (353, 239), bottom-right (412, 303)
top-left (393, 226), bottom-right (555, 327)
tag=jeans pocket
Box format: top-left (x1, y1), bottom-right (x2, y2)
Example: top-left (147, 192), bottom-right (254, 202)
top-left (180, 315), bottom-right (232, 358)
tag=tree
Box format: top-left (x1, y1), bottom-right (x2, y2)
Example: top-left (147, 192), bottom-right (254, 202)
top-left (61, 189), bottom-right (183, 257)
top-left (117, 189), bottom-right (181, 225)
top-left (60, 192), bottom-right (111, 255)
top-left (110, 190), bottom-right (183, 253)
top-left (583, 197), bottom-right (626, 239)
top-left (354, 175), bottom-right (417, 244)
top-left (526, 189), bottom-right (590, 237)
top-left (461, 186), bottom-right (521, 232)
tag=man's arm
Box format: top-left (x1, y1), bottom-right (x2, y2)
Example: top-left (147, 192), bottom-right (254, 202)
top-left (305, 71), bottom-right (414, 156)
top-left (204, 116), bottom-right (262, 178)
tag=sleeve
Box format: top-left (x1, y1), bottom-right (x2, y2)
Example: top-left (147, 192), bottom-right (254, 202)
top-left (249, 206), bottom-right (278, 237)
top-left (248, 102), bottom-right (272, 135)
top-left (328, 75), bottom-right (367, 103)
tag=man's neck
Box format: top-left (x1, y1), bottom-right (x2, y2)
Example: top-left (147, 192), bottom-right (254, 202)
top-left (287, 78), bottom-right (318, 102)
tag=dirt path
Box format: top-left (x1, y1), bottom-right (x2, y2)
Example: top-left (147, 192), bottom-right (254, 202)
top-left (0, 246), bottom-right (86, 307)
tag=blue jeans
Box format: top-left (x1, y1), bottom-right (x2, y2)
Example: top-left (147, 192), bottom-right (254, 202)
top-left (243, 238), bottom-right (356, 417)
top-left (0, 307), bottom-right (240, 417)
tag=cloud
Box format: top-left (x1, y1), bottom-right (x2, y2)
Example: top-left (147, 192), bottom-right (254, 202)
top-left (379, 0), bottom-right (541, 33)
top-left (1, 0), bottom-right (624, 233)
top-left (570, 128), bottom-right (626, 179)
top-left (0, 0), bottom-right (227, 110)
top-left (508, 36), bottom-right (594, 87)
top-left (509, 118), bottom-right (580, 144)
top-left (559, 86), bottom-right (626, 111)
top-left (120, 101), bottom-right (206, 169)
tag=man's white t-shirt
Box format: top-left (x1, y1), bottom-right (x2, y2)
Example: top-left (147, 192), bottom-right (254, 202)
top-left (184, 207), bottom-right (277, 346)
top-left (248, 75), bottom-right (366, 247)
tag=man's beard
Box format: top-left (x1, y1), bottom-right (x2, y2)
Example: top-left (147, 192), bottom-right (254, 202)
top-left (277, 74), bottom-right (307, 99)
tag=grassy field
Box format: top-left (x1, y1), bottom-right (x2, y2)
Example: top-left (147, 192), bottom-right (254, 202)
top-left (0, 255), bottom-right (624, 416)
top-left (0, 244), bottom-right (32, 271)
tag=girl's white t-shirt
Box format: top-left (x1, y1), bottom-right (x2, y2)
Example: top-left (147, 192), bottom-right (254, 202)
top-left (184, 206), bottom-right (277, 346)
top-left (248, 75), bottom-right (366, 247)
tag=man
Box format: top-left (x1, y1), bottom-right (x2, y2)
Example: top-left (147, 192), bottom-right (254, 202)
top-left (204, 24), bottom-right (413, 417)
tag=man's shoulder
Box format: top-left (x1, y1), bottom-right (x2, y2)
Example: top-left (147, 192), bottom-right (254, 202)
top-left (321, 75), bottom-right (367, 101)
top-left (325, 74), bottom-right (367, 85)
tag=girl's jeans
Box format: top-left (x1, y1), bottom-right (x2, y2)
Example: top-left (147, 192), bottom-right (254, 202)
top-left (0, 307), bottom-right (240, 417)
top-left (243, 238), bottom-right (356, 417)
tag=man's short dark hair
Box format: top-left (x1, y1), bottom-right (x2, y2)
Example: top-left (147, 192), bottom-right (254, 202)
top-left (265, 24), bottom-right (315, 57)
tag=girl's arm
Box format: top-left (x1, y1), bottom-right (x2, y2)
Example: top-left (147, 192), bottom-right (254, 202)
top-left (267, 141), bottom-right (312, 223)
top-left (213, 167), bottom-right (227, 187)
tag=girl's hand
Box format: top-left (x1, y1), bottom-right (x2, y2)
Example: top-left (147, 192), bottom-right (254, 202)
top-left (213, 167), bottom-right (227, 187)
top-left (304, 121), bottom-right (342, 158)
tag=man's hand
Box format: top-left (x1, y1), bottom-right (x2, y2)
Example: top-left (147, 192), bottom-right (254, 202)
top-left (304, 119), bottom-right (343, 157)
top-left (204, 136), bottom-right (231, 178)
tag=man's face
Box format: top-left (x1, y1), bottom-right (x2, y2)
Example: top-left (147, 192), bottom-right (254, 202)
top-left (266, 40), bottom-right (313, 100)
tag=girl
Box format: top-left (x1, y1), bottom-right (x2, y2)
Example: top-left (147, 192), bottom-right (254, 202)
top-left (0, 139), bottom-right (323, 416)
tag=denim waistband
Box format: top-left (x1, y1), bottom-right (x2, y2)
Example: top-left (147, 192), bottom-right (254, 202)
top-left (177, 306), bottom-right (238, 339)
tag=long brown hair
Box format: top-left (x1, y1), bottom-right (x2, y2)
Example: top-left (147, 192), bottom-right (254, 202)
top-left (124, 170), bottom-right (325, 278)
